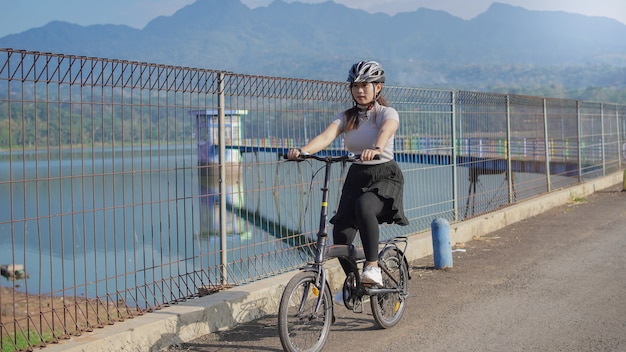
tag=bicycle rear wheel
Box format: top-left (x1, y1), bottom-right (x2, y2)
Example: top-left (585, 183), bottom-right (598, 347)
top-left (278, 271), bottom-right (333, 352)
top-left (370, 248), bottom-right (409, 328)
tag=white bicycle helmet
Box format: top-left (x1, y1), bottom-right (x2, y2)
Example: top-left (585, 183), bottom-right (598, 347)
top-left (347, 60), bottom-right (386, 83)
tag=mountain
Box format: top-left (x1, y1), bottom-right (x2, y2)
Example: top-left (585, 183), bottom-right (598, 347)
top-left (1, 0), bottom-right (625, 99)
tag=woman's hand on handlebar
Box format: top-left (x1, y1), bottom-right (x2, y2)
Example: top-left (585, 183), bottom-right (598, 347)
top-left (287, 148), bottom-right (306, 160)
top-left (360, 147), bottom-right (382, 161)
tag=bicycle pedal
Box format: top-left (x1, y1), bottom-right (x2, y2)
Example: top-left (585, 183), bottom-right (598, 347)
top-left (352, 303), bottom-right (363, 314)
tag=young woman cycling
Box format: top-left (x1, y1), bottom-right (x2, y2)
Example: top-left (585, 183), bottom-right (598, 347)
top-left (287, 60), bottom-right (409, 286)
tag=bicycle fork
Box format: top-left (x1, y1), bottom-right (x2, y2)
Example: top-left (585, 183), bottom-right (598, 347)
top-left (312, 266), bottom-right (327, 315)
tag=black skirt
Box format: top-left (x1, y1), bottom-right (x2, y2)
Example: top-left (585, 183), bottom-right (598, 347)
top-left (330, 160), bottom-right (409, 227)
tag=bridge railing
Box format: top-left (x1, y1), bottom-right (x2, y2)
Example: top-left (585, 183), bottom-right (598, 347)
top-left (0, 48), bottom-right (624, 351)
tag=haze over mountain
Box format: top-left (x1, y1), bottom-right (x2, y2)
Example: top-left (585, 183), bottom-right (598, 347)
top-left (1, 0), bottom-right (625, 100)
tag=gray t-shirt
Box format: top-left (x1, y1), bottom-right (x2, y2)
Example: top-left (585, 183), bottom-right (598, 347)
top-left (331, 103), bottom-right (399, 165)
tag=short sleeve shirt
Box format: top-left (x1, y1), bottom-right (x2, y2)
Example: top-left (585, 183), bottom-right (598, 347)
top-left (331, 103), bottom-right (399, 164)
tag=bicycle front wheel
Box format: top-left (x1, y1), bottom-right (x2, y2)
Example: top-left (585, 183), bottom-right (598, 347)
top-left (370, 248), bottom-right (409, 329)
top-left (278, 271), bottom-right (334, 352)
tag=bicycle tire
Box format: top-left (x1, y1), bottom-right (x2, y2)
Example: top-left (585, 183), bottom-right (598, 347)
top-left (370, 247), bottom-right (409, 329)
top-left (278, 271), bottom-right (334, 352)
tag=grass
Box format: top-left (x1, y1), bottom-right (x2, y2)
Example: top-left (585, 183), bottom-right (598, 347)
top-left (568, 191), bottom-right (587, 204)
top-left (1, 331), bottom-right (56, 352)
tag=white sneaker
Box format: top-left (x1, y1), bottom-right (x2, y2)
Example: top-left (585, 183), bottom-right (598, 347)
top-left (361, 266), bottom-right (383, 286)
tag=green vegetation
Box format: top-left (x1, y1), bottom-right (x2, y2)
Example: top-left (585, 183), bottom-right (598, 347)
top-left (569, 192), bottom-right (587, 204)
top-left (1, 331), bottom-right (55, 352)
top-left (1, 61), bottom-right (624, 150)
top-left (419, 62), bottom-right (626, 105)
top-left (0, 100), bottom-right (193, 150)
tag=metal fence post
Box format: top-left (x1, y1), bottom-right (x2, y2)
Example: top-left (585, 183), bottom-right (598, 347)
top-left (617, 105), bottom-right (622, 170)
top-left (577, 101), bottom-right (583, 182)
top-left (451, 90), bottom-right (458, 221)
top-left (600, 103), bottom-right (606, 176)
top-left (218, 72), bottom-right (228, 285)
top-left (543, 98), bottom-right (551, 192)
top-left (506, 94), bottom-right (513, 204)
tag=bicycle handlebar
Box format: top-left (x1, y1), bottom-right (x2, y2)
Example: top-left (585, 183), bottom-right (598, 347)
top-left (281, 152), bottom-right (379, 163)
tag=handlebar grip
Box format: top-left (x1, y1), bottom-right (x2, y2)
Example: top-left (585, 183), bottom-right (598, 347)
top-left (281, 151), bottom-right (310, 160)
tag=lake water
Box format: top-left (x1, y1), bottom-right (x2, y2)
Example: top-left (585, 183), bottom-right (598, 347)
top-left (0, 147), bottom-right (292, 301)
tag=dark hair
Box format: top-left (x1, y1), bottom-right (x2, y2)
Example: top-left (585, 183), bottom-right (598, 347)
top-left (344, 92), bottom-right (389, 132)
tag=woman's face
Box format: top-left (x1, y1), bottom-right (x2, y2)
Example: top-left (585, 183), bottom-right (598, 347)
top-left (351, 82), bottom-right (382, 105)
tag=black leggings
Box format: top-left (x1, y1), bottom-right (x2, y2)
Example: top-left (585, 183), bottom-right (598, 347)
top-left (332, 191), bottom-right (386, 262)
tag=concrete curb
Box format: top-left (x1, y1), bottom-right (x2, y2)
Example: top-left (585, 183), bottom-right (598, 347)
top-left (44, 171), bottom-right (623, 352)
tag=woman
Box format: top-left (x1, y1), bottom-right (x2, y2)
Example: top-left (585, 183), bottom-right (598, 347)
top-left (287, 60), bottom-right (408, 286)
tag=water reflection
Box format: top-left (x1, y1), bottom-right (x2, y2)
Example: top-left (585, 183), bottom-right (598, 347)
top-left (197, 162), bottom-right (250, 238)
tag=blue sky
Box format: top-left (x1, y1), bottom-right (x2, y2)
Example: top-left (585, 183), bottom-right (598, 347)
top-left (1, 0), bottom-right (625, 38)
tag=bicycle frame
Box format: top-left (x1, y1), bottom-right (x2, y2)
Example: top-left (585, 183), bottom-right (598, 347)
top-left (285, 153), bottom-right (406, 310)
top-left (279, 152), bottom-right (411, 352)
top-left (287, 152), bottom-right (361, 313)
top-left (285, 152), bottom-right (361, 259)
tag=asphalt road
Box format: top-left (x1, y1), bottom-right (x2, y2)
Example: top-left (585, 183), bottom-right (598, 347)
top-left (168, 185), bottom-right (626, 352)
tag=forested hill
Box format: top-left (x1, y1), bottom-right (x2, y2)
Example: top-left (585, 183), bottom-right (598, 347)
top-left (1, 0), bottom-right (625, 102)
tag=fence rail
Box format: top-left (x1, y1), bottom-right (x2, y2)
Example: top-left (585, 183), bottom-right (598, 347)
top-left (0, 48), bottom-right (624, 351)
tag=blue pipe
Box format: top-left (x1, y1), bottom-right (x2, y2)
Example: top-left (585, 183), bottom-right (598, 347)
top-left (431, 218), bottom-right (453, 269)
